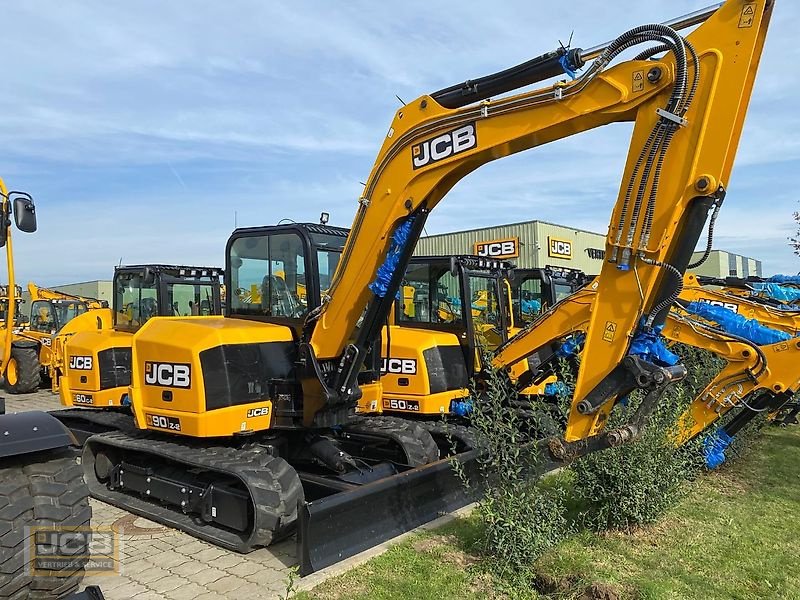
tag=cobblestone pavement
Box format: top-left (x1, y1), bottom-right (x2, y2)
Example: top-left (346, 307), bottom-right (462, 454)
top-left (8, 390), bottom-right (298, 599)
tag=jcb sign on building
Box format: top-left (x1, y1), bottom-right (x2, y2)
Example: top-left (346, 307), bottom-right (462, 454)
top-left (548, 237), bottom-right (573, 259)
top-left (474, 237), bottom-right (519, 259)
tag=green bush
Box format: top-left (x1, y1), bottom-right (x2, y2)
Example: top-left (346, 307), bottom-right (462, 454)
top-left (571, 385), bottom-right (699, 531)
top-left (457, 362), bottom-right (571, 571)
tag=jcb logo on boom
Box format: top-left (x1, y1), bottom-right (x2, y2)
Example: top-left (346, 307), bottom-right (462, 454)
top-left (474, 237), bottom-right (519, 259)
top-left (698, 299), bottom-right (739, 314)
top-left (144, 362), bottom-right (191, 388)
top-left (69, 356), bottom-right (93, 370)
top-left (380, 358), bottom-right (417, 375)
top-left (412, 123), bottom-right (477, 169)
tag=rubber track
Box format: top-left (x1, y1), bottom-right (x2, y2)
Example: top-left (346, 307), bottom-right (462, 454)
top-left (5, 347), bottom-right (41, 395)
top-left (416, 421), bottom-right (479, 451)
top-left (83, 430), bottom-right (302, 552)
top-left (344, 416), bottom-right (440, 465)
top-left (50, 408), bottom-right (136, 434)
top-left (0, 448), bottom-right (91, 600)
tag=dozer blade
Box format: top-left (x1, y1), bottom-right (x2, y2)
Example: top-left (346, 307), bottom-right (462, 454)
top-left (297, 448), bottom-right (483, 575)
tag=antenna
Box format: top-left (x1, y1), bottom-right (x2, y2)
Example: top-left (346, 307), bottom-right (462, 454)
top-left (234, 211), bottom-right (238, 228)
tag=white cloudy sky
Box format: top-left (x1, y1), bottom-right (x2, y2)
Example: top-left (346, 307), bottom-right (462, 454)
top-left (1, 1), bottom-right (797, 284)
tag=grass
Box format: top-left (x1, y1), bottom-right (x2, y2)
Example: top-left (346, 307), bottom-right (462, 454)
top-left (297, 425), bottom-right (800, 600)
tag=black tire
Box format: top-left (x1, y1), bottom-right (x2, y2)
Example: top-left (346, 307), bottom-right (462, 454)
top-left (0, 448), bottom-right (92, 599)
top-left (5, 346), bottom-right (42, 394)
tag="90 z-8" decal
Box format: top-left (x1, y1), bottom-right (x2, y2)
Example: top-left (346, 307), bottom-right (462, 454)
top-left (146, 414), bottom-right (182, 431)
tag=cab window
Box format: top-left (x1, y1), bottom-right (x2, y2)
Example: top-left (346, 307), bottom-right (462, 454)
top-left (30, 300), bottom-right (57, 333)
top-left (230, 233), bottom-right (308, 318)
top-left (115, 272), bottom-right (158, 328)
top-left (165, 282), bottom-right (218, 316)
top-left (513, 278), bottom-right (545, 324)
top-left (398, 264), bottom-right (462, 325)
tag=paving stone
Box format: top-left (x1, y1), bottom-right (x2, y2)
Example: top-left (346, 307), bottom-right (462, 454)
top-left (171, 560), bottom-right (206, 578)
top-left (205, 575), bottom-right (248, 595)
top-left (210, 553), bottom-right (245, 570)
top-left (194, 593), bottom-right (226, 600)
top-left (164, 582), bottom-right (209, 600)
top-left (132, 565), bottom-right (172, 584)
top-left (148, 574), bottom-right (187, 594)
top-left (193, 547), bottom-right (228, 562)
top-left (189, 567), bottom-right (228, 586)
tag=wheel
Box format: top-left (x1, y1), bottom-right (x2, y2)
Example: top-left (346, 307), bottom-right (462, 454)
top-left (5, 346), bottom-right (41, 394)
top-left (0, 448), bottom-right (92, 599)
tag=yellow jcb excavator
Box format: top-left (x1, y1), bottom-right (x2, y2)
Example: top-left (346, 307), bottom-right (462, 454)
top-left (49, 1), bottom-right (773, 575)
top-left (50, 264), bottom-right (222, 441)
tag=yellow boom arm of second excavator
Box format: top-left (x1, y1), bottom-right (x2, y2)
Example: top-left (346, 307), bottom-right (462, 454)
top-left (27, 282), bottom-right (107, 310)
top-left (298, 2), bottom-right (773, 440)
top-left (664, 308), bottom-right (800, 443)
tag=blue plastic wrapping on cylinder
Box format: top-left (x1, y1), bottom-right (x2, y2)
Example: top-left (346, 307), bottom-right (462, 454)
top-left (703, 428), bottom-right (732, 469)
top-left (544, 381), bottom-right (569, 397)
top-left (752, 282), bottom-right (800, 303)
top-left (450, 399), bottom-right (473, 417)
top-left (684, 301), bottom-right (792, 345)
top-left (369, 218), bottom-right (415, 298)
top-left (556, 332), bottom-right (586, 357)
top-left (767, 274), bottom-right (800, 284)
top-left (628, 325), bottom-right (679, 366)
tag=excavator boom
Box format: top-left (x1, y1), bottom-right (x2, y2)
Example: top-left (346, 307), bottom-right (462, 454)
top-left (301, 1), bottom-right (774, 442)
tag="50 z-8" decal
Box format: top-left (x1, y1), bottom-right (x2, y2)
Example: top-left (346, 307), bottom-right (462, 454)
top-left (383, 399), bottom-right (420, 412)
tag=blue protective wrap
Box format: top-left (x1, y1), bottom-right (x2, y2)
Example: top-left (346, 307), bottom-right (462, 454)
top-left (767, 274), bottom-right (800, 284)
top-left (556, 332), bottom-right (586, 357)
top-left (703, 428), bottom-right (732, 469)
top-left (450, 399), bottom-right (473, 417)
top-left (521, 299), bottom-right (542, 315)
top-left (753, 282), bottom-right (800, 303)
top-left (628, 325), bottom-right (679, 366)
top-left (544, 381), bottom-right (569, 397)
top-left (559, 53), bottom-right (578, 79)
top-left (369, 218), bottom-right (415, 298)
top-left (685, 301), bottom-right (792, 345)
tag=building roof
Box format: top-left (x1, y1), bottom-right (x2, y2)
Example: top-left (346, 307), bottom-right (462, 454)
top-left (419, 219), bottom-right (605, 239)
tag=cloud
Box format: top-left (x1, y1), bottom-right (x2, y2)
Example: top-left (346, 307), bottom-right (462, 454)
top-left (0, 1), bottom-right (795, 285)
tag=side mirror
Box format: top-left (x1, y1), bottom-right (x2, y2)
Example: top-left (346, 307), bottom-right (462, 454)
top-left (12, 194), bottom-right (37, 233)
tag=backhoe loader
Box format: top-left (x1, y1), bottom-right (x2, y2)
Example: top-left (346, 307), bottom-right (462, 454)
top-left (63, 1), bottom-right (772, 575)
top-left (50, 264), bottom-right (222, 441)
top-left (3, 283), bottom-right (108, 394)
top-left (0, 181), bottom-right (93, 599)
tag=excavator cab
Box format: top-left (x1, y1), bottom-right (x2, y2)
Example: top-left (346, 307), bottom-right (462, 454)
top-left (53, 264), bottom-right (222, 411)
top-left (510, 267), bottom-right (589, 326)
top-left (375, 256), bottom-right (512, 418)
